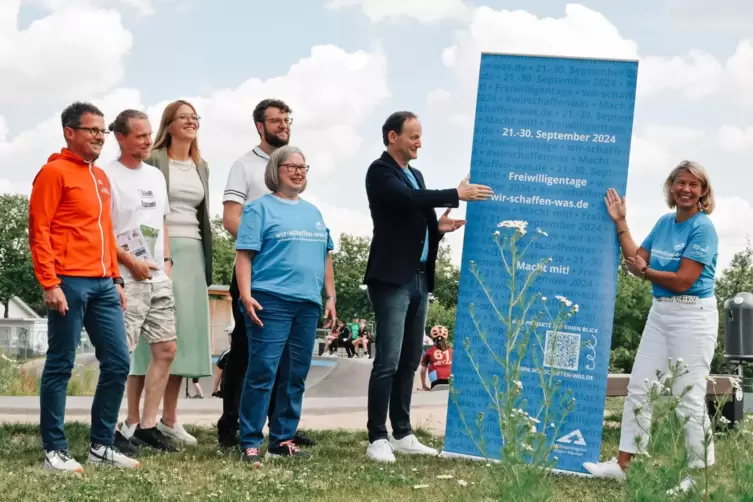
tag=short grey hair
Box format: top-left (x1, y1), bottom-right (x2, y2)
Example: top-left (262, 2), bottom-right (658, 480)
top-left (264, 145), bottom-right (308, 193)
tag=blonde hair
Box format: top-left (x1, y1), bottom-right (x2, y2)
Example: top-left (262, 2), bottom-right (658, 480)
top-left (663, 160), bottom-right (715, 215)
top-left (264, 145), bottom-right (307, 193)
top-left (152, 100), bottom-right (202, 166)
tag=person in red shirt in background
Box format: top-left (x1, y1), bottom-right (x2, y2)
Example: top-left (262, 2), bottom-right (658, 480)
top-left (29, 102), bottom-right (137, 473)
top-left (420, 325), bottom-right (452, 390)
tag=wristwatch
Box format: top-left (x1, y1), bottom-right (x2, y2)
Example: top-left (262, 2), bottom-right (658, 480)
top-left (113, 277), bottom-right (125, 288)
top-left (164, 257), bottom-right (174, 265)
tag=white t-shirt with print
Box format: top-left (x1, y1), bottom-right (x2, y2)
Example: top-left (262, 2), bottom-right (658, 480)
top-left (104, 160), bottom-right (170, 284)
top-left (222, 146), bottom-right (270, 205)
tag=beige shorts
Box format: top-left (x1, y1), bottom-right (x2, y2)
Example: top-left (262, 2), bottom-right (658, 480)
top-left (124, 280), bottom-right (177, 352)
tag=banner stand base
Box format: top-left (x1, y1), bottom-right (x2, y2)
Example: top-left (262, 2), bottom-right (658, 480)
top-left (439, 450), bottom-right (593, 478)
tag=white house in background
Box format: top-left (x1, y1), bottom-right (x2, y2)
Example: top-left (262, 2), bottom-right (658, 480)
top-left (0, 296), bottom-right (48, 357)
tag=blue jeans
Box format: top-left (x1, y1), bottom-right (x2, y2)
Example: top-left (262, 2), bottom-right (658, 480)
top-left (238, 291), bottom-right (321, 449)
top-left (40, 277), bottom-right (130, 451)
top-left (366, 271), bottom-right (429, 443)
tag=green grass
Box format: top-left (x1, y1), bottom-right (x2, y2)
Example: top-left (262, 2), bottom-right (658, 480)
top-left (0, 412), bottom-right (748, 501)
top-left (0, 418), bottom-right (647, 502)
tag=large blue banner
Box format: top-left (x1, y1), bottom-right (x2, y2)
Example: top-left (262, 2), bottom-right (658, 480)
top-left (442, 53), bottom-right (638, 475)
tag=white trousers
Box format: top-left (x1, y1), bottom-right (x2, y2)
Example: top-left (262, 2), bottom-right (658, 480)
top-left (619, 296), bottom-right (718, 468)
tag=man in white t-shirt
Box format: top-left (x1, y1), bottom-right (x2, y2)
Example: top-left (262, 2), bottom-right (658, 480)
top-left (217, 99), bottom-right (315, 450)
top-left (103, 110), bottom-right (178, 454)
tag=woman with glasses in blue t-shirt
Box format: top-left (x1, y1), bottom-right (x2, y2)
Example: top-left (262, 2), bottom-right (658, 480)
top-left (584, 160), bottom-right (719, 494)
top-left (234, 145), bottom-right (336, 467)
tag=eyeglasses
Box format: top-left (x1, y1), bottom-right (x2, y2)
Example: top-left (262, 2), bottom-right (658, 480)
top-left (172, 113), bottom-right (201, 123)
top-left (73, 127), bottom-right (109, 137)
top-left (265, 117), bottom-right (293, 127)
top-left (281, 163), bottom-right (309, 174)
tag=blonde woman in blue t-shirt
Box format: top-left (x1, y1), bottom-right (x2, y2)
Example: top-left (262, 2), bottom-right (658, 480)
top-left (584, 161), bottom-right (719, 494)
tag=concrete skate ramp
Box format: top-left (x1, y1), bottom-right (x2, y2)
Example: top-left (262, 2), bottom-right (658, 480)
top-left (23, 354), bottom-right (417, 400)
top-left (304, 357), bottom-right (374, 398)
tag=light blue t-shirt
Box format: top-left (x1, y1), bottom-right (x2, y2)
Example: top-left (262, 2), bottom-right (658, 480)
top-left (236, 194), bottom-right (334, 306)
top-left (641, 212), bottom-right (718, 298)
top-left (403, 168), bottom-right (429, 263)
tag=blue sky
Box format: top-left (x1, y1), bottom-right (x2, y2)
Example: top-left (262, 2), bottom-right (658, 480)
top-left (2, 0), bottom-right (752, 270)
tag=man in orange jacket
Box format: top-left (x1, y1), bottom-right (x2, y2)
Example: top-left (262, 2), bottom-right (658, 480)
top-left (28, 102), bottom-right (139, 473)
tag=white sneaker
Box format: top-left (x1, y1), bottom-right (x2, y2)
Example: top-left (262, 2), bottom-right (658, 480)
top-left (366, 439), bottom-right (396, 463)
top-left (583, 458), bottom-right (626, 481)
top-left (158, 420), bottom-right (197, 445)
top-left (43, 450), bottom-right (84, 473)
top-left (389, 434), bottom-right (439, 456)
top-left (88, 444), bottom-right (141, 469)
top-left (667, 475), bottom-right (695, 496)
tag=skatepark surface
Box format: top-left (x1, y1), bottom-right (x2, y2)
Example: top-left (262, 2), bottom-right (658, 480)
top-left (4, 353), bottom-right (450, 434)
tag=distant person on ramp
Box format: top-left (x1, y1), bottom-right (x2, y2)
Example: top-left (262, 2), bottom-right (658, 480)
top-left (420, 325), bottom-right (452, 391)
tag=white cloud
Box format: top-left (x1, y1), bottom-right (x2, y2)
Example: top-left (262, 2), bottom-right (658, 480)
top-left (1, 1), bottom-right (132, 104)
top-left (0, 45), bottom-right (388, 247)
top-left (637, 41), bottom-right (753, 102)
top-left (717, 125), bottom-right (753, 152)
top-left (637, 51), bottom-right (723, 100)
top-left (428, 4), bottom-right (753, 126)
top-left (427, 4), bottom-right (639, 124)
top-left (325, 0), bottom-right (469, 23)
top-left (709, 196), bottom-right (753, 273)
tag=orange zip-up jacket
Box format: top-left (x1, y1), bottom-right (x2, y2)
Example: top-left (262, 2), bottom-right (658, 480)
top-left (29, 148), bottom-right (121, 290)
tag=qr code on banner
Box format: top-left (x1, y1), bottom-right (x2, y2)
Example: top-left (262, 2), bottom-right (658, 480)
top-left (543, 330), bottom-right (580, 371)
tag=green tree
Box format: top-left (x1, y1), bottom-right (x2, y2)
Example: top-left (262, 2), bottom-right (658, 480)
top-left (0, 194), bottom-right (44, 317)
top-left (211, 215), bottom-right (235, 286)
top-left (432, 243), bottom-right (460, 309)
top-left (713, 241), bottom-right (753, 374)
top-left (609, 258), bottom-right (653, 372)
top-left (330, 234), bottom-right (372, 323)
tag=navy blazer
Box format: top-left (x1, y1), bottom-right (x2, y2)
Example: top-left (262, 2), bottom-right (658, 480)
top-left (364, 151), bottom-right (460, 292)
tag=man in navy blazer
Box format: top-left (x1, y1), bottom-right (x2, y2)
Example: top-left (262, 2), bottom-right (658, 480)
top-left (364, 111), bottom-right (493, 463)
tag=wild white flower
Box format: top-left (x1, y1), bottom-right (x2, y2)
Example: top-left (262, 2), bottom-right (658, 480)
top-left (457, 480), bottom-right (468, 487)
top-left (705, 375), bottom-right (717, 384)
top-left (493, 230), bottom-right (500, 237)
top-left (731, 376), bottom-right (743, 390)
top-left (529, 417), bottom-right (540, 424)
top-left (497, 220), bottom-right (528, 236)
top-left (541, 296), bottom-right (547, 302)
top-left (514, 381), bottom-right (523, 391)
top-left (554, 295), bottom-right (572, 307)
top-left (719, 416), bottom-right (731, 425)
top-left (549, 422), bottom-right (555, 429)
top-left (522, 443), bottom-right (534, 451)
top-left (677, 357), bottom-right (684, 364)
top-left (537, 228), bottom-right (549, 237)
top-left (530, 425), bottom-right (537, 433)
top-left (572, 304), bottom-right (579, 313)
